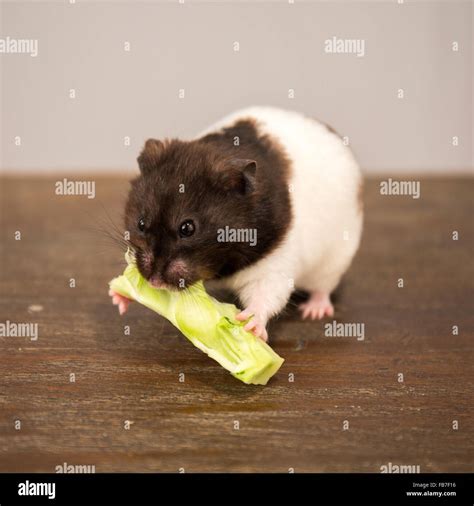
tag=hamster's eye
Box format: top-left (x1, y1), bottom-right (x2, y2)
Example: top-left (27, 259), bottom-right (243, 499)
top-left (137, 218), bottom-right (146, 232)
top-left (179, 219), bottom-right (195, 238)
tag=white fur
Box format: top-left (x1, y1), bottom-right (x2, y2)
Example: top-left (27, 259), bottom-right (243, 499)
top-left (197, 106), bottom-right (363, 325)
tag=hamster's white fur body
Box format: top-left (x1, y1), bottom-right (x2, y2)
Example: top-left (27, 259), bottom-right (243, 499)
top-left (199, 107), bottom-right (363, 333)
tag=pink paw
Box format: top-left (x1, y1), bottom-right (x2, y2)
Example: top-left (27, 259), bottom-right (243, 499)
top-left (299, 292), bottom-right (334, 320)
top-left (235, 308), bottom-right (269, 342)
top-left (108, 289), bottom-right (132, 315)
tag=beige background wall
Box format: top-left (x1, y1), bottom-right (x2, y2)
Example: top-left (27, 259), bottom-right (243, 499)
top-left (1, 0), bottom-right (472, 174)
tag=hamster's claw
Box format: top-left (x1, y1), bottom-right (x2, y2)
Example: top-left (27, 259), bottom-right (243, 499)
top-left (108, 289), bottom-right (132, 315)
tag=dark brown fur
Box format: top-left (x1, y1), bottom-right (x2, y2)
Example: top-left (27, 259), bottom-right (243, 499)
top-left (125, 119), bottom-right (292, 289)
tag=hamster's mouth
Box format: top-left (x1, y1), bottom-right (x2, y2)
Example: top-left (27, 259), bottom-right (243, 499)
top-left (147, 277), bottom-right (168, 290)
top-left (147, 276), bottom-right (193, 292)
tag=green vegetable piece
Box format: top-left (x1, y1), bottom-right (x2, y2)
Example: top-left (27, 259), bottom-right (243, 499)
top-left (109, 253), bottom-right (284, 385)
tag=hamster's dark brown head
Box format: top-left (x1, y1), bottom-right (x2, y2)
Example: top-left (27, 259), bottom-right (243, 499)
top-left (125, 138), bottom-right (269, 290)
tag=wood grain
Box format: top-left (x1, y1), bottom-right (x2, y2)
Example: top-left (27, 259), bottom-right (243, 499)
top-left (0, 175), bottom-right (473, 472)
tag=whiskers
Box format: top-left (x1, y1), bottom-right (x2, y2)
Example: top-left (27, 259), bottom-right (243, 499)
top-left (83, 202), bottom-right (139, 261)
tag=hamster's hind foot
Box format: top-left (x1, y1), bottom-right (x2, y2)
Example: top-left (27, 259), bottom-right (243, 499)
top-left (299, 291), bottom-right (334, 320)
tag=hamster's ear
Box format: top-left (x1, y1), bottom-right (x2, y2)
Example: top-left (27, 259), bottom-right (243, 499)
top-left (137, 139), bottom-right (165, 174)
top-left (217, 158), bottom-right (257, 195)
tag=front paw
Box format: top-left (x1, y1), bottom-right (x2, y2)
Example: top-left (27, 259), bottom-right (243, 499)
top-left (108, 289), bottom-right (132, 315)
top-left (235, 309), bottom-right (269, 342)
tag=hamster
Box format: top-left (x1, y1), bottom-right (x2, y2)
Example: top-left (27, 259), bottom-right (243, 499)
top-left (109, 106), bottom-right (363, 341)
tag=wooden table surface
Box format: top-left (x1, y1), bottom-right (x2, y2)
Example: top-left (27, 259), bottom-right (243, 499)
top-left (0, 175), bottom-right (473, 473)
